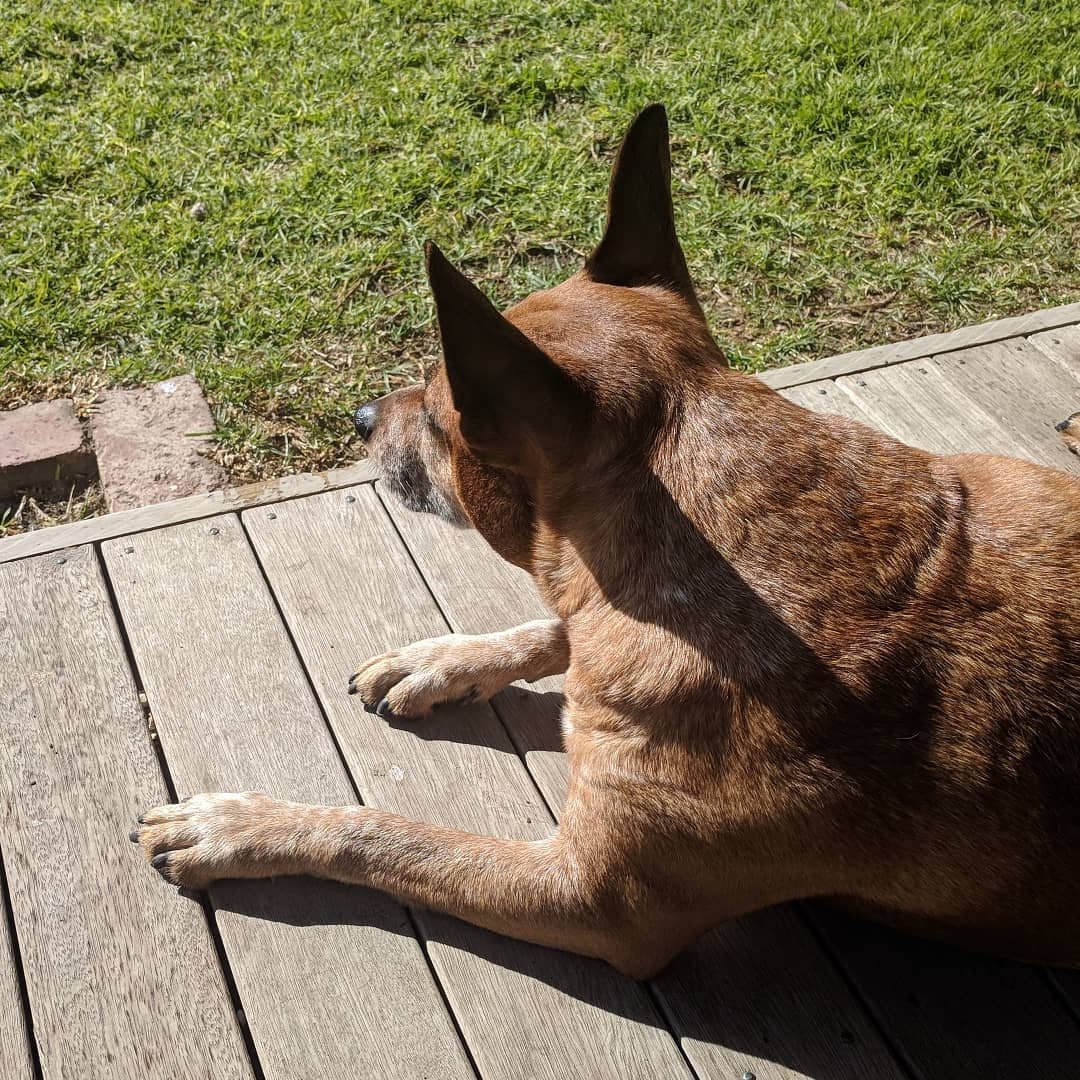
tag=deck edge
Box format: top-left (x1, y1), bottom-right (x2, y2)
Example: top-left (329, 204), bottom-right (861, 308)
top-left (758, 300), bottom-right (1080, 389)
top-left (6, 301), bottom-right (1078, 563)
top-left (0, 459), bottom-right (378, 564)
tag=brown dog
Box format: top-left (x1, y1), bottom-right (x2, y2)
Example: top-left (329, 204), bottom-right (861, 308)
top-left (135, 106), bottom-right (1080, 979)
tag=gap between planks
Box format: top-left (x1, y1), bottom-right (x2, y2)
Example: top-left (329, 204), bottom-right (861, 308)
top-left (101, 517), bottom-right (475, 1080)
top-left (0, 546), bottom-right (254, 1080)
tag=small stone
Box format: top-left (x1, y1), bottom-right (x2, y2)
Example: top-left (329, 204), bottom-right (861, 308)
top-left (0, 399), bottom-right (96, 498)
top-left (91, 375), bottom-right (225, 512)
top-left (190, 201), bottom-right (207, 221)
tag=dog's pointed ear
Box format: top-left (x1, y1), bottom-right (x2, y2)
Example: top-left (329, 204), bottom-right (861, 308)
top-left (426, 242), bottom-right (586, 469)
top-left (585, 104), bottom-right (700, 309)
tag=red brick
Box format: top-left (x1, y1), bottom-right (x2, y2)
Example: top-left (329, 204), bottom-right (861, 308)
top-left (91, 375), bottom-right (226, 512)
top-left (0, 399), bottom-right (96, 498)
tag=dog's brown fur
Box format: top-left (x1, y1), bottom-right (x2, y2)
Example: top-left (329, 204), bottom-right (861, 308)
top-left (136, 107), bottom-right (1080, 979)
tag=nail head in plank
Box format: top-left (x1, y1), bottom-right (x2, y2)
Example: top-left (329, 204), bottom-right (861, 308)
top-left (0, 459), bottom-right (377, 566)
top-left (927, 339), bottom-right (1080, 472)
top-left (101, 517), bottom-right (472, 1080)
top-left (381, 493), bottom-right (910, 1080)
top-left (809, 907), bottom-right (1080, 1079)
top-left (243, 487), bottom-right (692, 1080)
top-left (0, 864), bottom-right (34, 1079)
top-left (758, 302), bottom-right (1080, 389)
top-left (837, 359), bottom-right (1033, 458)
top-left (0, 546), bottom-right (251, 1080)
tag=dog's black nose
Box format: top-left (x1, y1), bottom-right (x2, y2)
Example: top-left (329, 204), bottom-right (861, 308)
top-left (353, 403), bottom-right (377, 442)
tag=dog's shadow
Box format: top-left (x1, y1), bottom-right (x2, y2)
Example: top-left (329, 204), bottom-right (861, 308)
top-left (206, 832), bottom-right (1079, 1080)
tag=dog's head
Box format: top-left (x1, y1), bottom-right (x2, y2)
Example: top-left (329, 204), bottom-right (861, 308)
top-left (356, 105), bottom-right (724, 569)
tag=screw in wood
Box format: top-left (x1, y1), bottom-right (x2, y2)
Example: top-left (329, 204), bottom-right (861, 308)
top-left (345, 495), bottom-right (356, 503)
top-left (124, 546), bottom-right (134, 554)
top-left (209, 527), bottom-right (220, 535)
top-left (267, 512), bottom-right (277, 520)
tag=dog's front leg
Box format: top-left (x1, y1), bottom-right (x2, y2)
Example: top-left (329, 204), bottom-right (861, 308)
top-left (134, 791), bottom-right (627, 968)
top-left (348, 618), bottom-right (568, 719)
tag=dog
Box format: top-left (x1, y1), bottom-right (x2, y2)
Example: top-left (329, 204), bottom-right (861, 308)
top-left (134, 106), bottom-right (1080, 979)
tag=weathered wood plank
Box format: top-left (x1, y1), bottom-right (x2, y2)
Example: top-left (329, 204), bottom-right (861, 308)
top-left (0, 546), bottom-right (251, 1080)
top-left (778, 381), bottom-right (880, 426)
top-left (758, 303), bottom-right (1080, 389)
top-left (242, 488), bottom-right (692, 1080)
top-left (810, 909), bottom-right (1080, 1079)
top-left (101, 518), bottom-right (472, 1080)
top-left (0, 460), bottom-right (377, 566)
top-left (0, 860), bottom-right (34, 1079)
top-left (836, 358), bottom-right (1035, 457)
top-left (1027, 324), bottom-right (1080, 380)
top-left (381, 494), bottom-right (907, 1080)
top-left (927, 339), bottom-right (1080, 472)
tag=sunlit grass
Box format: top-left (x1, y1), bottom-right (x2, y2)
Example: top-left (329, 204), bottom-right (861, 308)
top-left (2, 0), bottom-right (1077, 479)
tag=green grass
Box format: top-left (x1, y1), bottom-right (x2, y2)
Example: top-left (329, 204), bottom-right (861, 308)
top-left (2, 0), bottom-right (1078, 480)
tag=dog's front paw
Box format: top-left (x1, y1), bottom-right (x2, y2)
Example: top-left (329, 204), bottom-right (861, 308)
top-left (131, 791), bottom-right (299, 889)
top-left (348, 635), bottom-right (491, 720)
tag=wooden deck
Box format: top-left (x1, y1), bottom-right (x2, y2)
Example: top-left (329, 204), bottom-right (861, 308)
top-left (2, 305), bottom-right (1079, 1080)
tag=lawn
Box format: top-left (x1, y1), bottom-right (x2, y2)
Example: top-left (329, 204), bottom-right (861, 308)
top-left (2, 0), bottom-right (1078, 483)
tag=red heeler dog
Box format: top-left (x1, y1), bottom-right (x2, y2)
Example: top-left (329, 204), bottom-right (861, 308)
top-left (135, 106), bottom-right (1080, 979)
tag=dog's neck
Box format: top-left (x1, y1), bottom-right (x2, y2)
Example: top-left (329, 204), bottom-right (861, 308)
top-left (531, 369), bottom-right (787, 621)
top-left (529, 370), bottom-right (955, 719)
